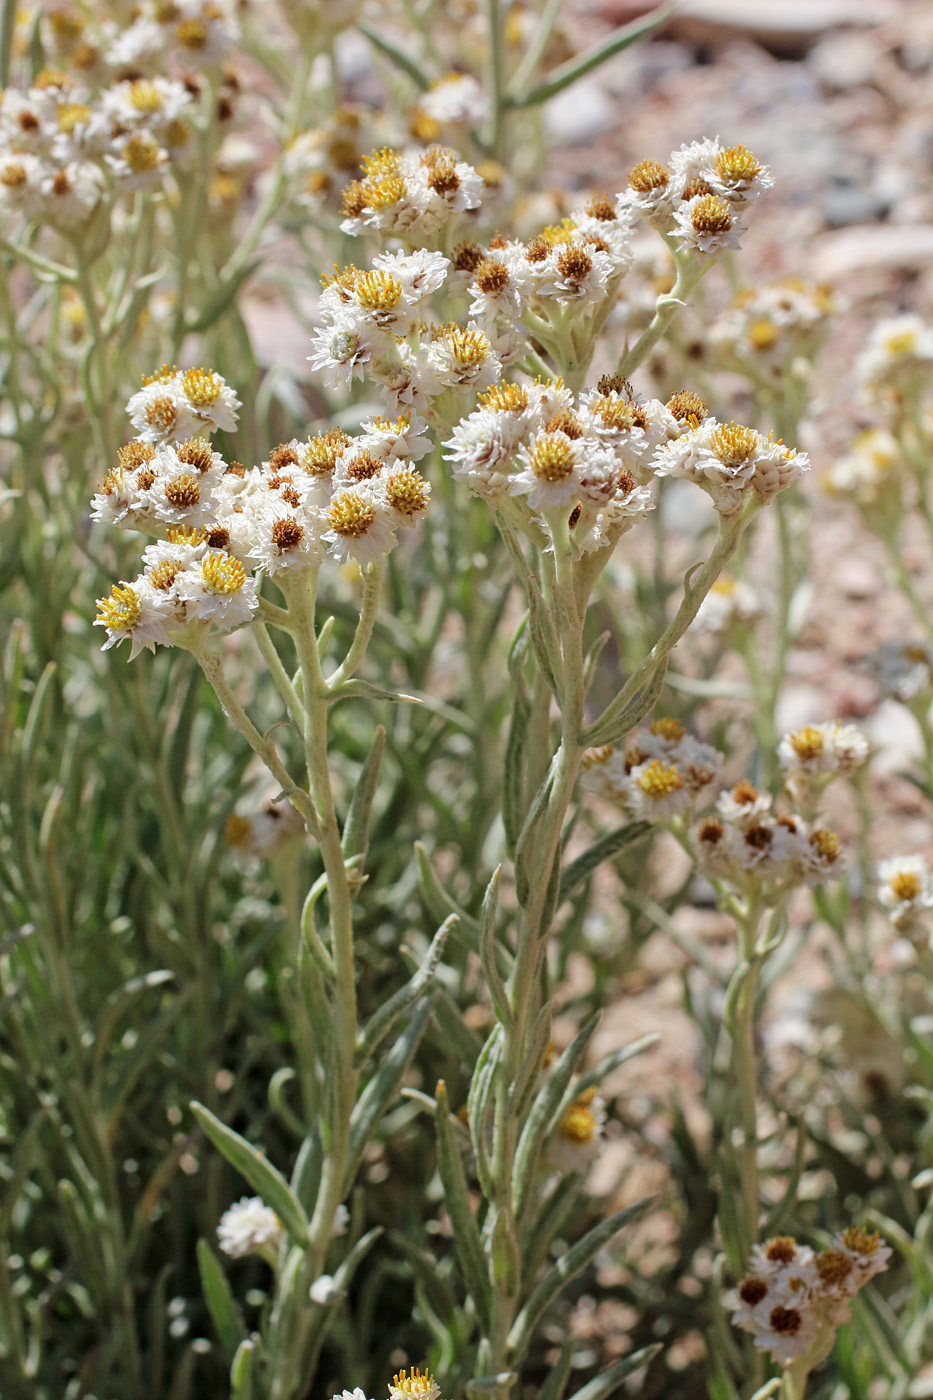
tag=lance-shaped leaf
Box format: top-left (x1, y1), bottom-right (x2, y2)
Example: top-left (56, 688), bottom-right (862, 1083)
top-left (521, 1175), bottom-right (584, 1280)
top-left (503, 628), bottom-right (531, 856)
top-left (356, 916), bottom-right (456, 1068)
top-left (330, 678), bottom-right (421, 707)
top-left (415, 843), bottom-right (480, 943)
top-left (467, 1025), bottom-right (503, 1198)
top-left (559, 822), bottom-right (651, 901)
top-left (190, 1102), bottom-right (309, 1245)
top-left (230, 1339), bottom-right (257, 1400)
top-left (197, 1239), bottom-right (246, 1363)
top-left (555, 1033), bottom-right (659, 1115)
top-left (565, 1346), bottom-right (662, 1400)
top-left (479, 868), bottom-right (512, 1029)
top-left (509, 1003), bottom-right (552, 1123)
top-left (341, 726), bottom-right (385, 869)
top-left (513, 1014), bottom-right (599, 1220)
top-left (525, 573), bottom-right (563, 697)
top-left (358, 22), bottom-right (431, 88)
top-left (510, 7), bottom-right (671, 107)
top-left (345, 999), bottom-right (433, 1190)
top-left (436, 1080), bottom-right (492, 1328)
top-left (507, 1198), bottom-right (652, 1356)
top-left (291, 1128), bottom-right (323, 1218)
top-left (538, 1339), bottom-right (575, 1400)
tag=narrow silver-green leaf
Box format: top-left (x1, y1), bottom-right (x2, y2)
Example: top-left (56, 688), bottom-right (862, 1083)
top-left (190, 1102), bottom-right (309, 1245)
top-left (564, 1345), bottom-right (662, 1400)
top-left (196, 1240), bottom-right (246, 1364)
top-left (559, 822), bottom-right (651, 901)
top-left (436, 1080), bottom-right (492, 1328)
top-left (507, 1198), bottom-right (652, 1355)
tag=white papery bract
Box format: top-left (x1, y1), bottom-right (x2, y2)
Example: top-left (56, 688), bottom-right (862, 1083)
top-left (217, 1197), bottom-right (284, 1260)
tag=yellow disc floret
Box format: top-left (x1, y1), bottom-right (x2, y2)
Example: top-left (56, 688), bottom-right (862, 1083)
top-left (202, 551), bottom-right (246, 594)
top-left (328, 491), bottom-right (375, 537)
top-left (635, 759), bottom-right (684, 799)
top-left (96, 582), bottom-right (142, 632)
top-left (181, 367), bottom-right (222, 406)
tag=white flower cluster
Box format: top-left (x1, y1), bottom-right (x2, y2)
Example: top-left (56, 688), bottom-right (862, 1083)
top-left (622, 137), bottom-right (773, 256)
top-left (445, 381), bottom-right (707, 551)
top-left (777, 722), bottom-right (869, 779)
top-left (339, 144), bottom-right (483, 240)
top-left (731, 1230), bottom-right (890, 1364)
top-left (877, 855), bottom-right (933, 937)
top-left (0, 69), bottom-right (198, 230)
top-left (309, 249), bottom-right (504, 411)
top-left (656, 417), bottom-right (808, 517)
top-left (92, 368), bottom-right (431, 660)
top-left (99, 1), bottom-right (240, 74)
top-left (857, 314), bottom-right (933, 398)
top-left (710, 279), bottom-right (835, 374)
top-left (455, 193), bottom-right (634, 346)
top-left (825, 428), bottom-right (902, 513)
top-left (693, 781), bottom-right (845, 894)
top-left (217, 1197), bottom-right (285, 1261)
top-left (411, 73), bottom-right (491, 136)
top-left (283, 105), bottom-right (400, 214)
top-left (581, 718), bottom-right (723, 820)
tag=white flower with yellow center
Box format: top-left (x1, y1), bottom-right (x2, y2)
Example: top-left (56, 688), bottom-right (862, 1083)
top-left (547, 1087), bottom-right (607, 1174)
top-left (176, 550), bottom-right (258, 630)
top-left (94, 577), bottom-right (180, 659)
top-left (621, 757), bottom-right (693, 821)
top-left (857, 314), bottom-right (933, 394)
top-left (509, 429), bottom-right (587, 511)
top-left (777, 721), bottom-right (869, 777)
top-left (323, 484), bottom-right (398, 566)
top-left (877, 855), bottom-right (933, 931)
top-left (673, 193), bottom-right (746, 256)
top-left (388, 1368), bottom-right (441, 1400)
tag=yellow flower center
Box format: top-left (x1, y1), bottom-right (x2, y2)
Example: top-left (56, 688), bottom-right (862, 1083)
top-left (202, 551), bottom-right (246, 594)
top-left (708, 421), bottom-right (758, 467)
top-left (129, 80), bottom-right (165, 112)
top-left (385, 466), bottom-right (430, 517)
top-left (629, 158), bottom-right (669, 193)
top-left (529, 433), bottom-right (576, 483)
top-left (714, 144), bottom-right (762, 183)
top-left (635, 759), bottom-right (684, 799)
top-left (356, 270), bottom-right (403, 312)
top-left (181, 367), bottom-right (222, 407)
top-left (328, 491), bottom-right (376, 537)
top-left (650, 717), bottom-right (685, 741)
top-left (96, 583), bottom-right (142, 631)
top-left (890, 870), bottom-right (922, 902)
top-left (789, 725), bottom-right (825, 761)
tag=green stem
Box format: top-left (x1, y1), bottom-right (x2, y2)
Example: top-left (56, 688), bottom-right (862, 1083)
top-left (485, 0), bottom-right (508, 159)
top-left (616, 243), bottom-right (707, 379)
top-left (192, 641), bottom-right (319, 838)
top-left (584, 510), bottom-right (750, 745)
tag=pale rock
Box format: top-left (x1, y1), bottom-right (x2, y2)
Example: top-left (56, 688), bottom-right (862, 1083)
top-left (863, 699), bottom-right (924, 774)
top-left (836, 556), bottom-right (882, 600)
top-left (810, 224), bottom-right (933, 279)
top-left (545, 80), bottom-right (615, 145)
